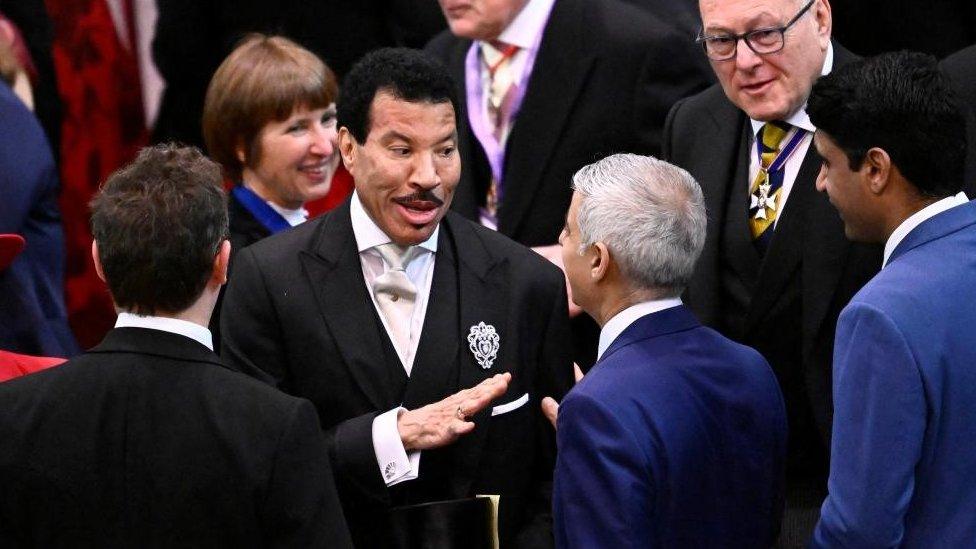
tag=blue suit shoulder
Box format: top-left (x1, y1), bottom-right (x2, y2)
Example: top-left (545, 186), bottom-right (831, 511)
top-left (848, 207), bottom-right (976, 320)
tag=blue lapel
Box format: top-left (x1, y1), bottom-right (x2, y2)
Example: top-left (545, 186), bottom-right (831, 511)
top-left (600, 305), bottom-right (700, 363)
top-left (889, 200), bottom-right (976, 265)
top-left (231, 185), bottom-right (292, 234)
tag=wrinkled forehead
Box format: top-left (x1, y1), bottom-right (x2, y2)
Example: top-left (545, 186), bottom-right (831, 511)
top-left (365, 93), bottom-right (458, 144)
top-left (699, 0), bottom-right (802, 32)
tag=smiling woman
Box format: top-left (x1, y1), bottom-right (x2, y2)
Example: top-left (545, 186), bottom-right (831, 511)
top-left (200, 34), bottom-right (340, 347)
top-left (203, 34), bottom-right (339, 244)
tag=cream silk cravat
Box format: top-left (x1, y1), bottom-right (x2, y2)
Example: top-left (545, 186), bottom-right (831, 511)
top-left (371, 243), bottom-right (420, 357)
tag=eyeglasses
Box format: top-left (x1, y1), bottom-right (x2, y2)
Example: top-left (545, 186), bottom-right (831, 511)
top-left (696, 0), bottom-right (816, 61)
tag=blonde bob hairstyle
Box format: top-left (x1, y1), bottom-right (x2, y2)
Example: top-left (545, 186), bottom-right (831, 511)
top-left (202, 34), bottom-right (338, 182)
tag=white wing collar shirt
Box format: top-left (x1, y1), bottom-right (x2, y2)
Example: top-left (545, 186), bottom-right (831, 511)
top-left (350, 190), bottom-right (438, 486)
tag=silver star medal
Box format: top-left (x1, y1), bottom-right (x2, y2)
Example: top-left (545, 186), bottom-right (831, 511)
top-left (751, 181), bottom-right (777, 220)
top-left (467, 322), bottom-right (500, 370)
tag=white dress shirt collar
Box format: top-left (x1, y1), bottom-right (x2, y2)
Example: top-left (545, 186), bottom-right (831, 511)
top-left (597, 298), bottom-right (683, 361)
top-left (883, 192), bottom-right (969, 267)
top-left (115, 312), bottom-right (214, 351)
top-left (266, 201), bottom-right (308, 227)
top-left (751, 43), bottom-right (833, 136)
top-left (494, 0), bottom-right (556, 50)
top-left (350, 190), bottom-right (439, 254)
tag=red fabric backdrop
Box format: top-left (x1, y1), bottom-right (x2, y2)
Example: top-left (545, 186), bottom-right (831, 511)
top-left (46, 0), bottom-right (146, 349)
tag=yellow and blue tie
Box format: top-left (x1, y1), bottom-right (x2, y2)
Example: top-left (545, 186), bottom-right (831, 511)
top-left (749, 121), bottom-right (793, 254)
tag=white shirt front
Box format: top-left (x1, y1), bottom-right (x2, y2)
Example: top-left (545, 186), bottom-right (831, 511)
top-left (748, 44), bottom-right (834, 227)
top-left (350, 191), bottom-right (439, 486)
top-left (597, 298), bottom-right (683, 361)
top-left (115, 312), bottom-right (214, 350)
top-left (883, 192), bottom-right (969, 267)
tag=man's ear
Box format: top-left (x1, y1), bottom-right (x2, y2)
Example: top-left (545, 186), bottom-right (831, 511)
top-left (92, 241), bottom-right (106, 283)
top-left (814, 0), bottom-right (833, 49)
top-left (863, 147), bottom-right (892, 195)
top-left (590, 242), bottom-right (611, 283)
top-left (338, 127), bottom-right (357, 170)
top-left (212, 240), bottom-right (231, 286)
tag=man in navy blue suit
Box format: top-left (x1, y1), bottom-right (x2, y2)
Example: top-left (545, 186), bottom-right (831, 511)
top-left (550, 153), bottom-right (787, 547)
top-left (0, 79), bottom-right (76, 357)
top-left (808, 51), bottom-right (976, 546)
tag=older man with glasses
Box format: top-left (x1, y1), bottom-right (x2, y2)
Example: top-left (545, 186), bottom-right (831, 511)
top-left (662, 0), bottom-right (882, 543)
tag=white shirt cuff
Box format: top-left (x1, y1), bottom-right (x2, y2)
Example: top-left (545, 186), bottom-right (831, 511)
top-left (372, 407), bottom-right (421, 486)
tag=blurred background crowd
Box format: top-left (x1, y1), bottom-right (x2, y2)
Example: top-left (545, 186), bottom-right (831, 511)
top-left (1, 0), bottom-right (975, 354)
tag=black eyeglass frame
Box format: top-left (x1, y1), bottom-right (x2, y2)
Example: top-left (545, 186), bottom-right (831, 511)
top-left (696, 0), bottom-right (817, 61)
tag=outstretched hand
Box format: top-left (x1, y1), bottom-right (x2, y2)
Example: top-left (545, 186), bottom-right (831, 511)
top-left (541, 363), bottom-right (585, 428)
top-left (397, 372), bottom-right (511, 451)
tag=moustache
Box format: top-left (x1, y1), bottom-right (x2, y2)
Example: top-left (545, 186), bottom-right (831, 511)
top-left (393, 190), bottom-right (444, 207)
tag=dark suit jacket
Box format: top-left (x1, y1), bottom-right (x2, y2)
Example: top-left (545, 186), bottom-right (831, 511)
top-left (427, 0), bottom-right (712, 368)
top-left (0, 327), bottom-right (352, 548)
top-left (940, 44), bottom-right (976, 198)
top-left (210, 190), bottom-right (273, 352)
top-left (0, 80), bottom-right (77, 357)
top-left (221, 199), bottom-right (575, 548)
top-left (227, 189), bottom-right (273, 260)
top-left (554, 306), bottom-right (787, 547)
top-left (426, 0), bottom-right (712, 247)
top-left (662, 45), bottom-right (881, 474)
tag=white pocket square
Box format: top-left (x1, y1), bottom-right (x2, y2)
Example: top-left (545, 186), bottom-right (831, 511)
top-left (491, 392), bottom-right (529, 416)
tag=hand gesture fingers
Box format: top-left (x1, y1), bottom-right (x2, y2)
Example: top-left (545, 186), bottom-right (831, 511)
top-left (398, 372), bottom-right (511, 451)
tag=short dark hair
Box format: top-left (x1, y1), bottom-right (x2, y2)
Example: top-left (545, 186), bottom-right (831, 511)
top-left (808, 51), bottom-right (966, 198)
top-left (337, 47), bottom-right (459, 143)
top-left (90, 144), bottom-right (228, 315)
top-left (203, 34), bottom-right (338, 182)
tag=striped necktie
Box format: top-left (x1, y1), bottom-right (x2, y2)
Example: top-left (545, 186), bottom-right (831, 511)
top-left (481, 41), bottom-right (520, 222)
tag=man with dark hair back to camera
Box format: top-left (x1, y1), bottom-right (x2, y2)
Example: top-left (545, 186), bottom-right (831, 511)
top-left (221, 48), bottom-right (574, 547)
top-left (808, 51), bottom-right (976, 546)
top-left (0, 145), bottom-right (352, 548)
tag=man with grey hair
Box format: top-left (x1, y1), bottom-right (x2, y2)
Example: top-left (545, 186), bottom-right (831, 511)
top-left (549, 153), bottom-right (787, 547)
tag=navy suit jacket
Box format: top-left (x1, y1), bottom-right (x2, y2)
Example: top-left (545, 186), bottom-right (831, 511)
top-left (553, 305), bottom-right (787, 547)
top-left (0, 80), bottom-right (77, 357)
top-left (813, 200), bottom-right (976, 547)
